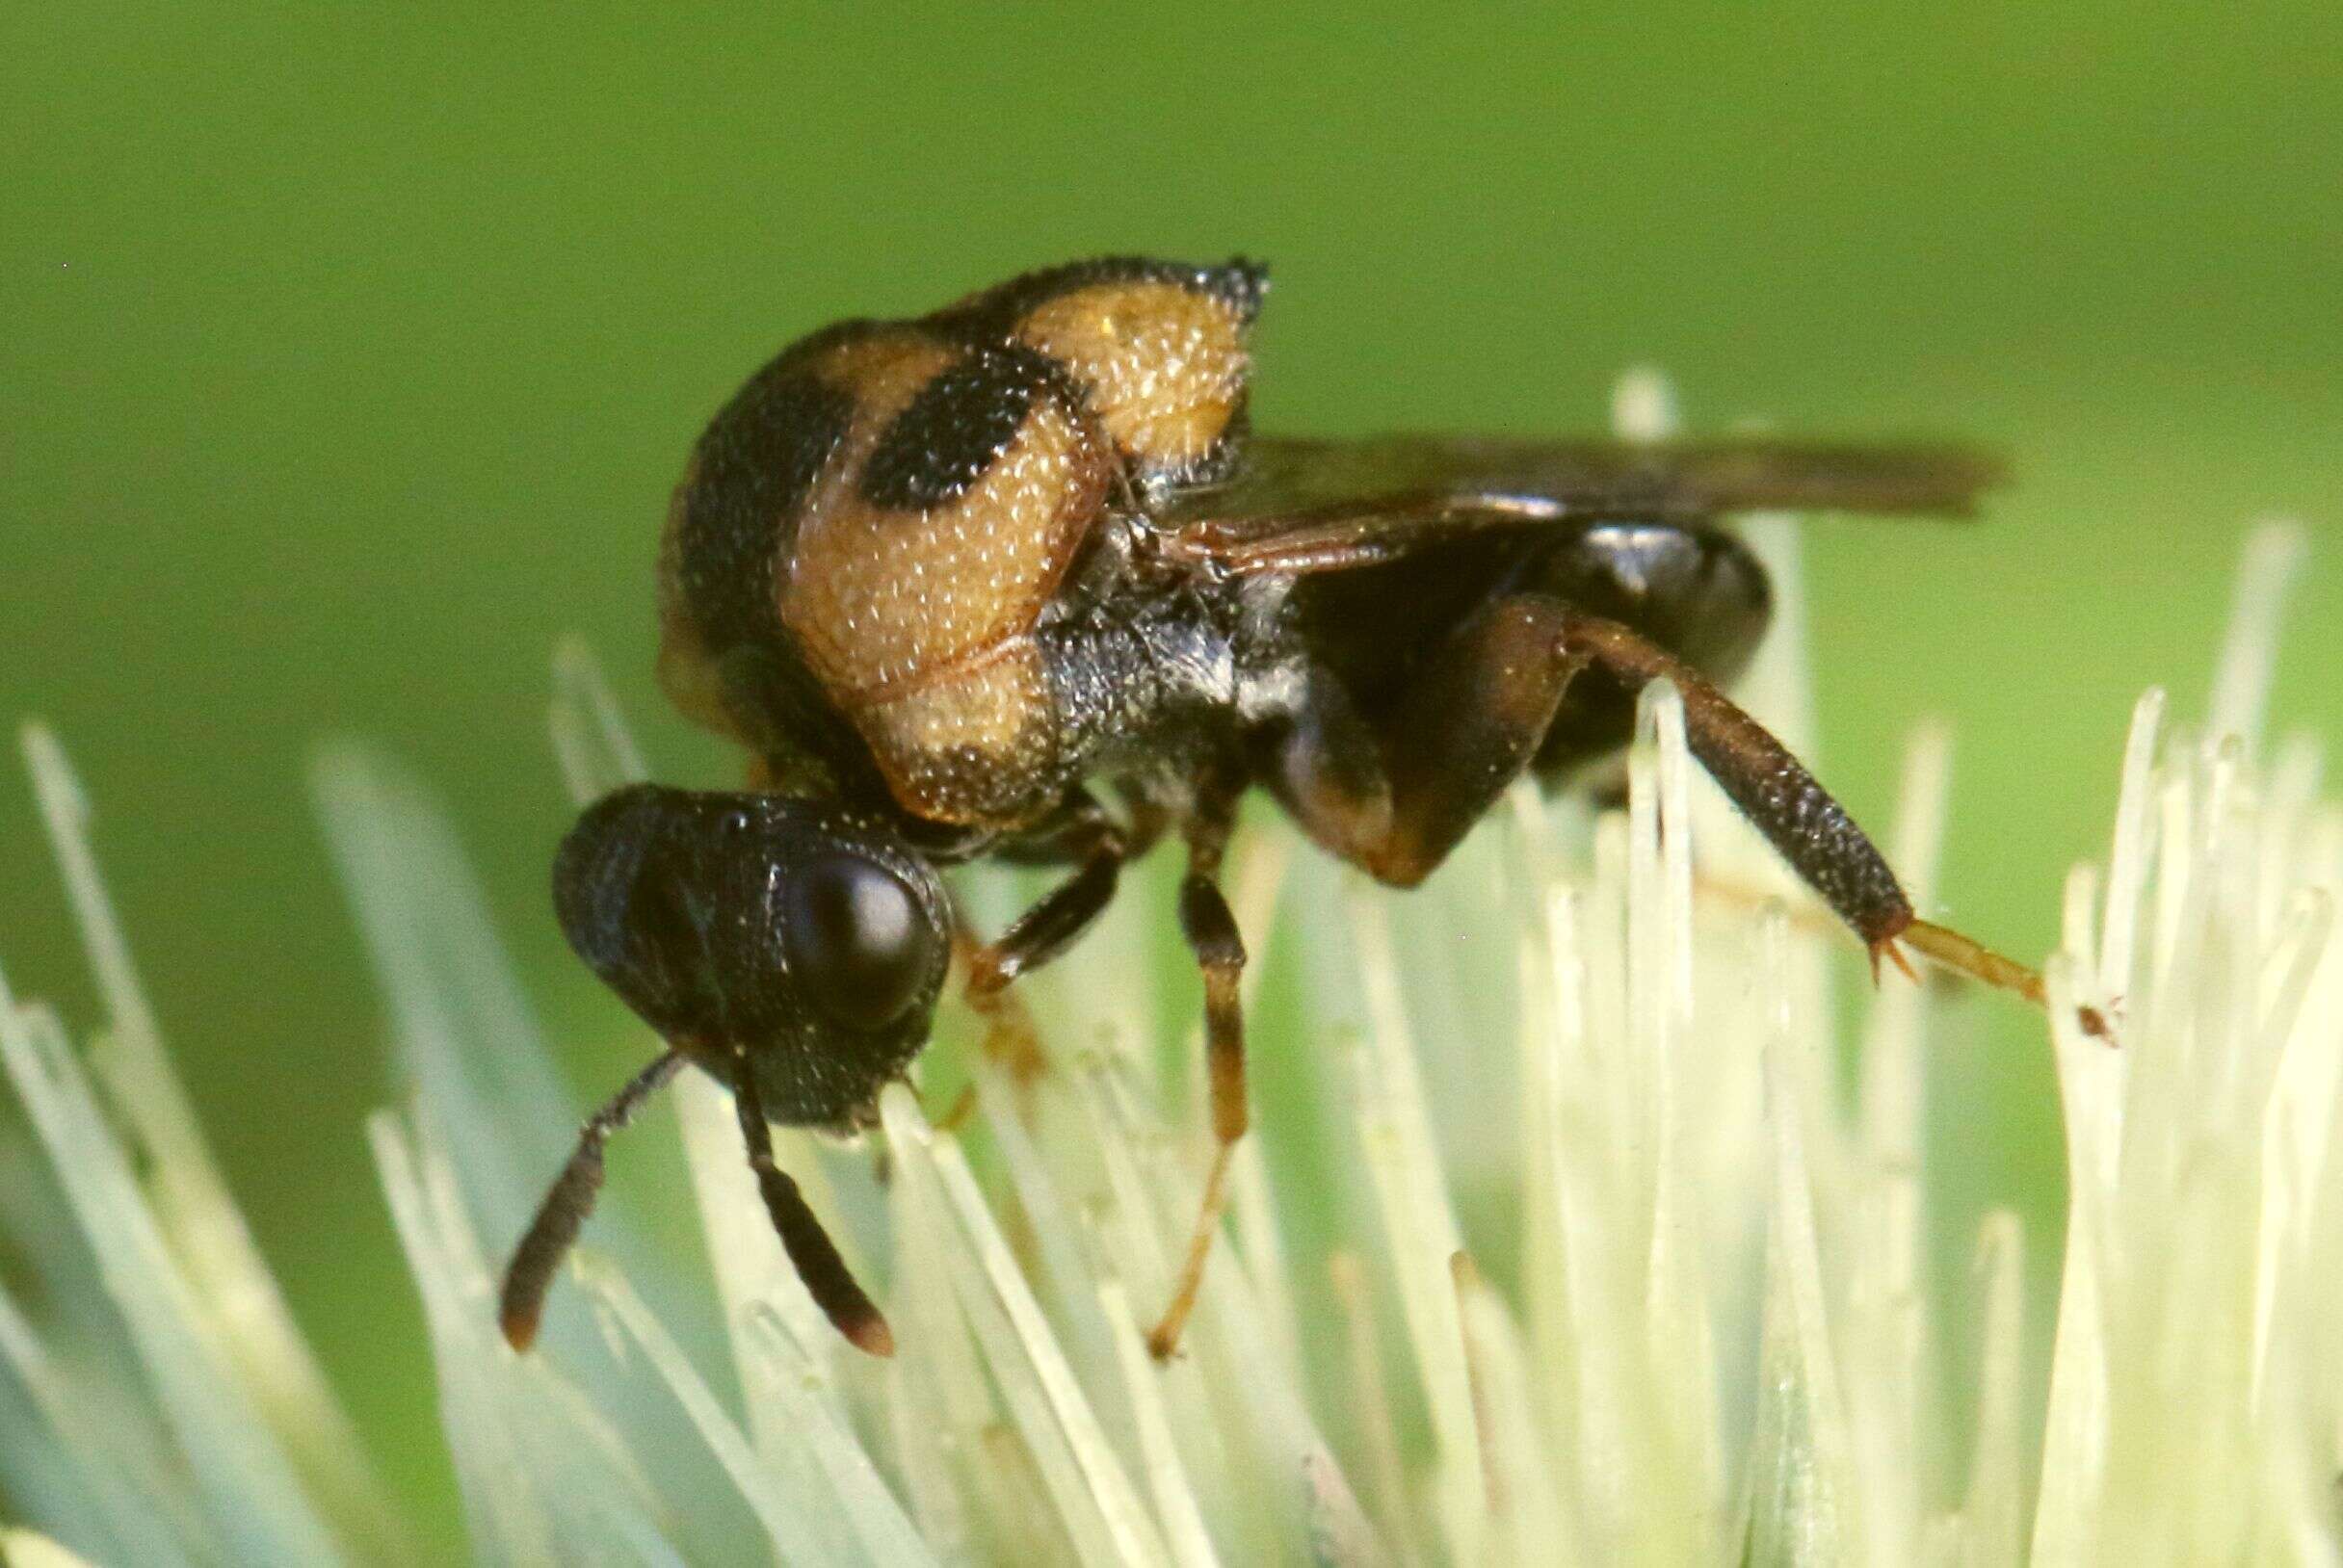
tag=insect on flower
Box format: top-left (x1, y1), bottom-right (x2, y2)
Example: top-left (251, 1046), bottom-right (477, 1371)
top-left (500, 256), bottom-right (2033, 1361)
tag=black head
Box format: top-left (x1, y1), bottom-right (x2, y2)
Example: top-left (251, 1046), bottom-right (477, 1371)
top-left (553, 784), bottom-right (952, 1128)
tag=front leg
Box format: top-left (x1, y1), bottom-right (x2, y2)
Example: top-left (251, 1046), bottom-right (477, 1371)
top-left (959, 789), bottom-right (1135, 1085)
top-left (964, 788), bottom-right (1135, 997)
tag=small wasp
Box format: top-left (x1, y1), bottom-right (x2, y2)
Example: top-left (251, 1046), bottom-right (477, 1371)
top-left (501, 256), bottom-right (2026, 1361)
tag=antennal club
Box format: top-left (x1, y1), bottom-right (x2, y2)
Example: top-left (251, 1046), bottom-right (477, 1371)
top-left (733, 1070), bottom-right (894, 1356)
top-left (499, 1049), bottom-right (685, 1350)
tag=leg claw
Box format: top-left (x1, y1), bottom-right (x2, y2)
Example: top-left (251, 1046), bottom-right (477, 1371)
top-left (1869, 935), bottom-right (1920, 986)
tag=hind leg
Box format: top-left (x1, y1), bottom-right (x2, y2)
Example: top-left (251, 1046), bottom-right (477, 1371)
top-left (1516, 520), bottom-right (1775, 779)
top-left (1269, 514), bottom-right (2060, 1007)
top-left (1273, 588), bottom-right (1917, 961)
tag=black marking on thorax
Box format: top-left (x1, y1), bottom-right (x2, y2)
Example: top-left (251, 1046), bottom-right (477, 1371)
top-left (857, 342), bottom-right (1072, 511)
top-left (675, 366), bottom-right (855, 655)
top-left (935, 255), bottom-right (1270, 337)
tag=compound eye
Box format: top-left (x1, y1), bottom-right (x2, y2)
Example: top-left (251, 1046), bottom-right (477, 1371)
top-left (780, 853), bottom-right (935, 1032)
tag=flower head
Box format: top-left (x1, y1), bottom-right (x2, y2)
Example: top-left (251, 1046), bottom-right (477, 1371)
top-left (1, 505), bottom-right (2333, 1564)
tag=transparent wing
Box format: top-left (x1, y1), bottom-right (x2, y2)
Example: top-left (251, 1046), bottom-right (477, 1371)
top-left (1159, 433), bottom-right (2003, 574)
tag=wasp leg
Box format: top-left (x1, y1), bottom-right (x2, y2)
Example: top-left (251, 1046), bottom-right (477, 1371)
top-left (947, 925), bottom-right (1051, 1086)
top-left (500, 1049), bottom-right (685, 1350)
top-left (1350, 593), bottom-right (1595, 888)
top-left (1308, 593), bottom-right (1920, 966)
top-left (966, 791), bottom-right (1135, 994)
top-left (1553, 611), bottom-right (1917, 961)
top-left (1147, 785), bottom-right (1249, 1360)
top-left (1258, 666), bottom-right (1397, 869)
top-left (960, 791), bottom-right (1136, 1085)
top-left (1378, 592), bottom-right (2062, 998)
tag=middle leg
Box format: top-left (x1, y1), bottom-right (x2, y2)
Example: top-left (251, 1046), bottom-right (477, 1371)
top-left (1146, 772), bottom-right (1250, 1360)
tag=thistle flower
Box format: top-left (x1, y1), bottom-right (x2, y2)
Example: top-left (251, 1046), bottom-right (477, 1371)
top-left (0, 488), bottom-right (2332, 1563)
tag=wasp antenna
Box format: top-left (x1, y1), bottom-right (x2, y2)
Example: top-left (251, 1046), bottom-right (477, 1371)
top-left (733, 1072), bottom-right (894, 1357)
top-left (499, 1050), bottom-right (685, 1351)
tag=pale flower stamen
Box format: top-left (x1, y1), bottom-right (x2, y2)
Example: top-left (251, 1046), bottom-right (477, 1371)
top-left (2, 481), bottom-right (2335, 1563)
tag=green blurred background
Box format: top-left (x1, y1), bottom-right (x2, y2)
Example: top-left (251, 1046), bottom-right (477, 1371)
top-left (4, 2), bottom-right (2338, 1551)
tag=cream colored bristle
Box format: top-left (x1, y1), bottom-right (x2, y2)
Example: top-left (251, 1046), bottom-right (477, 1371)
top-left (3, 514), bottom-right (2337, 1565)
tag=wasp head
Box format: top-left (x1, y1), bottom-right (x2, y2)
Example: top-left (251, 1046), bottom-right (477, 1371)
top-left (553, 784), bottom-right (952, 1128)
